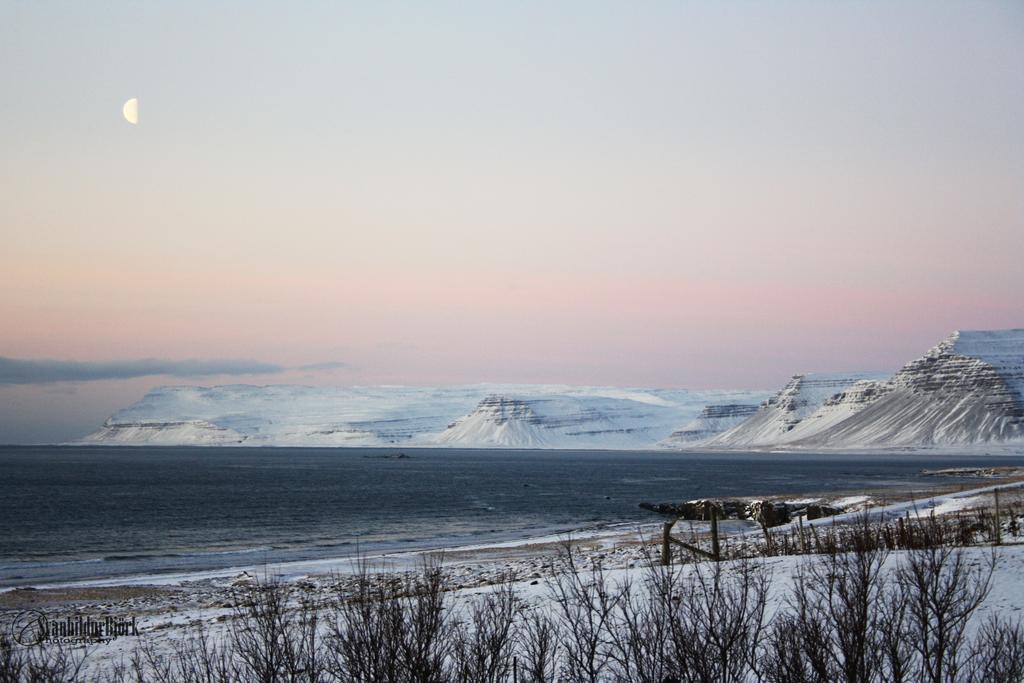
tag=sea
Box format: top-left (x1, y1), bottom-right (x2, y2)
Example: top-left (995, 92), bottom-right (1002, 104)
top-left (2, 445), bottom-right (1021, 588)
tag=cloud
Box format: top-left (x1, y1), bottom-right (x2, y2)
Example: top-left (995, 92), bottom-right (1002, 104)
top-left (0, 357), bottom-right (286, 385)
top-left (296, 361), bottom-right (351, 371)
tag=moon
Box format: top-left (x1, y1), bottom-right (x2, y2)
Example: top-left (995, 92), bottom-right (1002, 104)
top-left (122, 98), bottom-right (139, 125)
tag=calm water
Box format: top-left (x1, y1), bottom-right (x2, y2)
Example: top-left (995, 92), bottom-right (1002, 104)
top-left (2, 446), bottom-right (1021, 587)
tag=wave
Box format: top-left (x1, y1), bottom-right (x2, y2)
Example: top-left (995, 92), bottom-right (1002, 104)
top-left (2, 546), bottom-right (276, 569)
top-left (0, 557), bottom-right (105, 571)
top-left (102, 546), bottom-right (274, 562)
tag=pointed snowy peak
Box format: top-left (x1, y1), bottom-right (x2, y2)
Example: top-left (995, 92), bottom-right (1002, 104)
top-left (705, 372), bottom-right (886, 448)
top-left (434, 395), bottom-right (553, 448)
top-left (788, 329), bottom-right (1024, 448)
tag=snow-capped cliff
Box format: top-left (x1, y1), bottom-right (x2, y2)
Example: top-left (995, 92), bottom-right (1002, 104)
top-left (79, 384), bottom-right (771, 449)
top-left (786, 330), bottom-right (1024, 448)
top-left (703, 373), bottom-right (888, 448)
top-left (658, 404), bottom-right (761, 446)
top-left (80, 419), bottom-right (245, 445)
top-left (694, 329), bottom-right (1024, 451)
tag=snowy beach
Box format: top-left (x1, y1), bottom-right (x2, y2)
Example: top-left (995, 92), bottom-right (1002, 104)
top-left (4, 474), bottom-right (1024, 680)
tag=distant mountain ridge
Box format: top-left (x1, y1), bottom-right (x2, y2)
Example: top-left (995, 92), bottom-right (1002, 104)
top-left (79, 384), bottom-right (769, 449)
top-left (78, 329), bottom-right (1024, 451)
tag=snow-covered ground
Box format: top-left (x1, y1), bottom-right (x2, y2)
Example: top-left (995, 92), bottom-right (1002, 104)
top-left (5, 478), bottom-right (1022, 681)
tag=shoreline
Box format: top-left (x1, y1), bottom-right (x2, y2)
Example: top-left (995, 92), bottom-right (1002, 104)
top-left (7, 441), bottom-right (1024, 454)
top-left (2, 475), bottom-right (1023, 679)
top-left (5, 467), bottom-right (1021, 597)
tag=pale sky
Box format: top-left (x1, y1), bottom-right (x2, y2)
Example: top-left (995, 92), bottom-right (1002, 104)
top-left (2, 1), bottom-right (1023, 442)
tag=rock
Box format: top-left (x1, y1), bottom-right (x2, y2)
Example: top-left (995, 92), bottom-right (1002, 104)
top-left (747, 500), bottom-right (792, 528)
top-left (804, 504), bottom-right (842, 520)
top-left (639, 499), bottom-right (748, 520)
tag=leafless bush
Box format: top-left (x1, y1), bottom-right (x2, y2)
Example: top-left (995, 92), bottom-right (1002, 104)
top-left (519, 608), bottom-right (560, 683)
top-left (326, 567), bottom-right (404, 681)
top-left (450, 574), bottom-right (520, 683)
top-left (400, 563), bottom-right (451, 682)
top-left (229, 577), bottom-right (325, 682)
top-left (898, 544), bottom-right (995, 683)
top-left (969, 615), bottom-right (1024, 683)
top-left (603, 567), bottom-right (674, 683)
top-left (762, 612), bottom-right (826, 683)
top-left (0, 633), bottom-right (90, 683)
top-left (114, 619), bottom-right (234, 683)
top-left (667, 557), bottom-right (769, 683)
top-left (327, 558), bottom-right (452, 682)
top-left (776, 515), bottom-right (888, 683)
top-left (875, 582), bottom-right (913, 683)
top-left (547, 544), bottom-right (620, 682)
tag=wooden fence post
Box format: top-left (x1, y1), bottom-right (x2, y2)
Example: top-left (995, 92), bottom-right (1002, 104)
top-left (994, 487), bottom-right (1002, 546)
top-left (662, 521), bottom-right (672, 566)
top-left (711, 508), bottom-right (721, 562)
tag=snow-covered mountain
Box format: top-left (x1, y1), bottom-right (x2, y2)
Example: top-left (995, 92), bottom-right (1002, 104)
top-left (703, 373), bottom-right (889, 448)
top-left (434, 392), bottom-right (716, 449)
top-left (692, 329), bottom-right (1024, 450)
top-left (83, 419), bottom-right (246, 445)
top-left (79, 384), bottom-right (770, 449)
top-left (658, 404), bottom-right (761, 447)
top-left (784, 330), bottom-right (1024, 448)
top-left (78, 329), bottom-right (1024, 451)
top-left (80, 385), bottom-right (489, 447)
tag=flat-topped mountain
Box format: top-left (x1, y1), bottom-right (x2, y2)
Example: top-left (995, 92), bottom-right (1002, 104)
top-left (79, 385), bottom-right (769, 449)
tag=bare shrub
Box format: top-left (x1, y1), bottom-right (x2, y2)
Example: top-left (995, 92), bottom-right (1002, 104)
top-left (604, 567), bottom-right (674, 683)
top-left (875, 582), bottom-right (913, 683)
top-left (117, 619), bottom-right (234, 683)
top-left (761, 613), bottom-right (824, 683)
top-left (781, 515), bottom-right (888, 683)
top-left (0, 634), bottom-right (90, 683)
top-left (327, 557), bottom-right (452, 682)
top-left (327, 566), bottom-right (404, 681)
top-left (519, 608), bottom-right (560, 683)
top-left (767, 569), bottom-right (834, 683)
top-left (229, 577), bottom-right (325, 682)
top-left (898, 545), bottom-right (995, 683)
top-left (667, 557), bottom-right (770, 683)
top-left (547, 544), bottom-right (619, 682)
top-left (398, 563), bottom-right (450, 682)
top-left (969, 615), bottom-right (1024, 683)
top-left (450, 574), bottom-right (520, 683)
